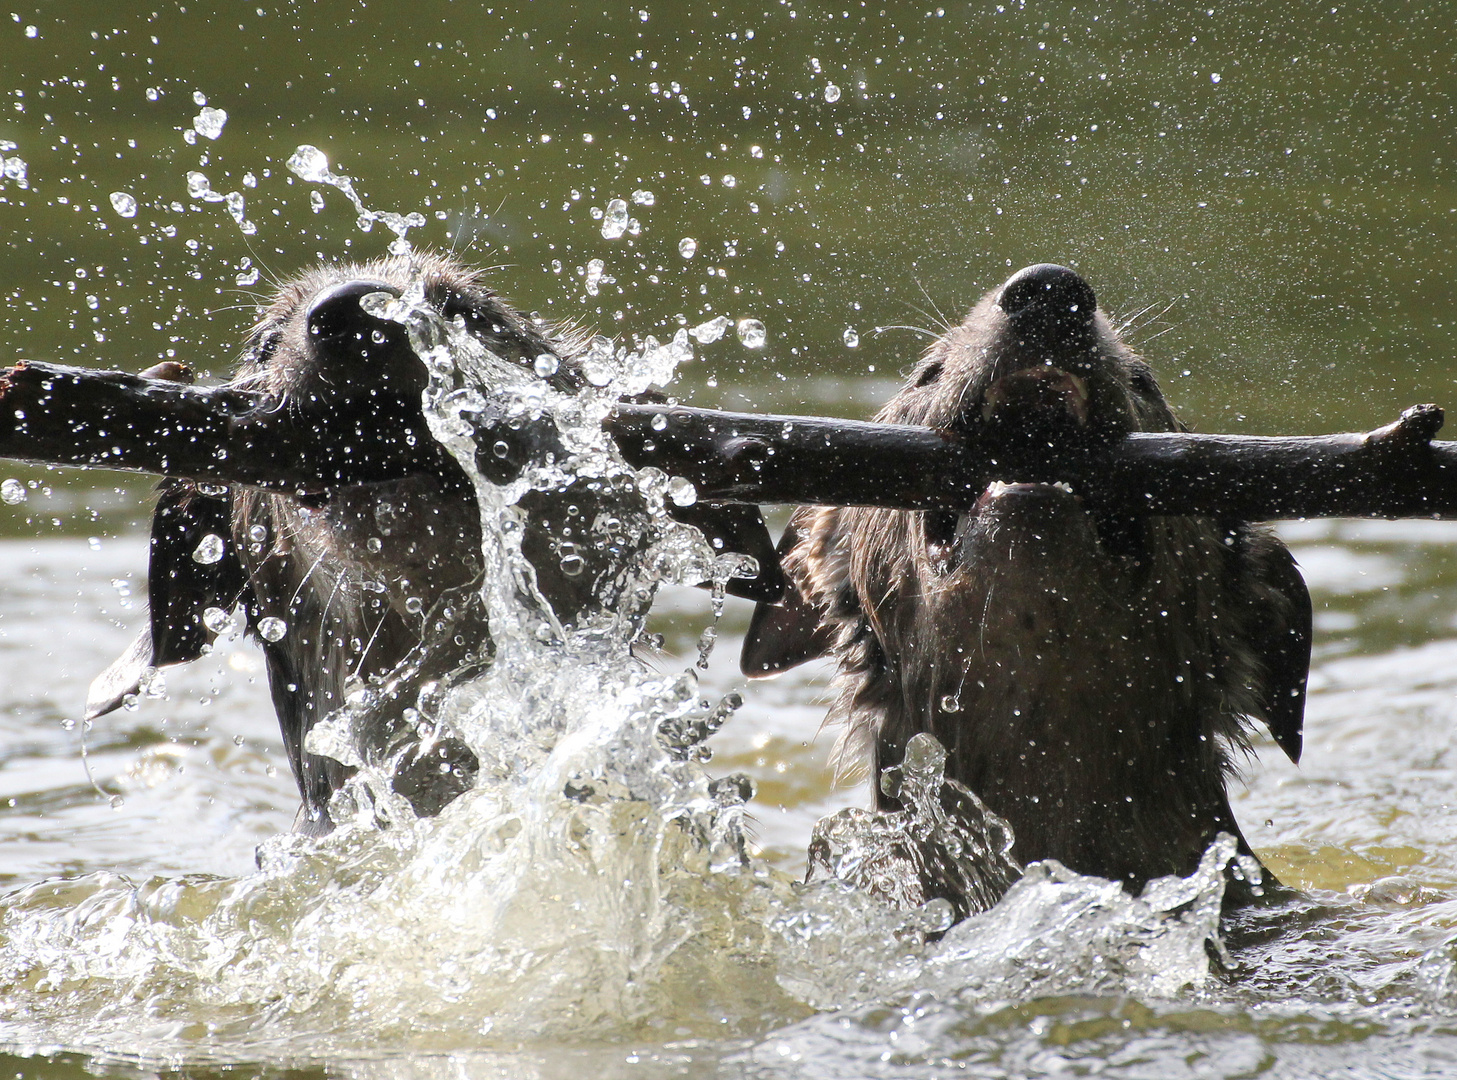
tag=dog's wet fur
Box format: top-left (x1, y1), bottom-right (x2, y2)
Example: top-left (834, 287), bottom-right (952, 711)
top-left (743, 263), bottom-right (1311, 903)
top-left (90, 253), bottom-right (781, 834)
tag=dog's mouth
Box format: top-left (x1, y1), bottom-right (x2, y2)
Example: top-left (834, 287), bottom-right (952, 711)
top-left (977, 364), bottom-right (1092, 432)
top-left (926, 476), bottom-right (1090, 555)
top-left (924, 365), bottom-right (1105, 561)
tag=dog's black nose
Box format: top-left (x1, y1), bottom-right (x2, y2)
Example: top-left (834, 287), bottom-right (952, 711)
top-left (997, 264), bottom-right (1097, 330)
top-left (305, 278), bottom-right (400, 341)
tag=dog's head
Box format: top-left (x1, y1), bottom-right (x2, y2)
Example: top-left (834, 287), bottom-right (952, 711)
top-left (89, 254), bottom-right (782, 830)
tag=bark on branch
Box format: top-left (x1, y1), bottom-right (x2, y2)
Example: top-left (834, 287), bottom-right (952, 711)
top-left (3, 359), bottom-right (1455, 520)
top-left (0, 360), bottom-right (441, 491)
top-left (608, 401), bottom-right (1457, 519)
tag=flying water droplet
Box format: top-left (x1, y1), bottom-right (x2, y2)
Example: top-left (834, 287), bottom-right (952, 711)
top-left (584, 258), bottom-right (606, 297)
top-left (192, 106), bottom-right (228, 140)
top-left (691, 315), bottom-right (730, 344)
top-left (695, 625), bottom-right (718, 668)
top-left (559, 545), bottom-right (586, 577)
top-left (736, 319), bottom-right (767, 348)
top-left (600, 198), bottom-right (630, 239)
top-left (203, 607), bottom-right (238, 636)
top-left (191, 534), bottom-right (225, 564)
top-left (257, 616), bottom-right (288, 642)
top-left (1, 479), bottom-right (26, 505)
top-left (286, 144), bottom-right (331, 183)
top-left (109, 192), bottom-right (138, 218)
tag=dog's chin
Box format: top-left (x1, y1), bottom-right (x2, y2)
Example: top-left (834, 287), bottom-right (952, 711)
top-left (927, 479), bottom-right (1104, 576)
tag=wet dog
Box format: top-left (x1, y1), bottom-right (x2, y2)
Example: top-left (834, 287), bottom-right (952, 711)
top-left (89, 254), bottom-right (781, 834)
top-left (743, 263), bottom-right (1311, 901)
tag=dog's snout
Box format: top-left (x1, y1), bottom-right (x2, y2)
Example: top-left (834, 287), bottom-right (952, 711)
top-left (996, 264), bottom-right (1097, 334)
top-left (305, 278), bottom-right (401, 342)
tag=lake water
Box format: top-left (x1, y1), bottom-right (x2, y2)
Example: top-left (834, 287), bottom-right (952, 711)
top-left (1, 2), bottom-right (1455, 1077)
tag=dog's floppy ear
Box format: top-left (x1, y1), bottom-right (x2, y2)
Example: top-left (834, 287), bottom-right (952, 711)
top-left (741, 583), bottom-right (835, 677)
top-left (740, 517), bottom-right (836, 676)
top-left (87, 479), bottom-right (247, 719)
top-left (1243, 531), bottom-right (1312, 764)
top-left (668, 501), bottom-right (786, 603)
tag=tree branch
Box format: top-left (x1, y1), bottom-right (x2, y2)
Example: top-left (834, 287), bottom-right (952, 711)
top-left (607, 401), bottom-right (1457, 519)
top-left (0, 360), bottom-right (440, 491)
top-left (3, 359), bottom-right (1456, 520)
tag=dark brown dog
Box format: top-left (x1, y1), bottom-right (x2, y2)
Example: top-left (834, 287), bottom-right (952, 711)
top-left (89, 254), bottom-right (781, 834)
top-left (743, 263), bottom-right (1311, 899)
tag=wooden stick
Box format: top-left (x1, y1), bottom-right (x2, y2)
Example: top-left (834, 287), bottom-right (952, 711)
top-left (607, 401), bottom-right (1457, 520)
top-left (0, 360), bottom-right (439, 491)
top-left (3, 359), bottom-right (1456, 520)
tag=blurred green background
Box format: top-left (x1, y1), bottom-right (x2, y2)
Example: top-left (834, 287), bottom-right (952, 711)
top-left (0, 0), bottom-right (1453, 537)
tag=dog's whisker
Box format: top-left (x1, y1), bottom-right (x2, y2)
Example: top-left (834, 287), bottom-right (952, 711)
top-left (871, 324), bottom-right (939, 340)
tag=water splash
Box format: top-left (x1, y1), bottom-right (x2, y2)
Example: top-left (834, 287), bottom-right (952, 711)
top-left (185, 170), bottom-right (257, 235)
top-left (286, 145), bottom-right (426, 254)
top-left (806, 732), bottom-right (1023, 924)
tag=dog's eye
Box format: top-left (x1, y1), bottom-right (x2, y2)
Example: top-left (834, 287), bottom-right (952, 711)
top-left (1129, 363), bottom-right (1158, 398)
top-left (442, 293), bottom-right (475, 323)
top-left (247, 330), bottom-right (282, 366)
top-left (915, 361), bottom-right (943, 387)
